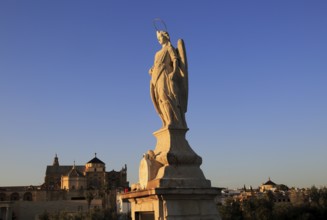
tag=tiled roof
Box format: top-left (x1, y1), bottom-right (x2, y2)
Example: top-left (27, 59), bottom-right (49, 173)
top-left (67, 167), bottom-right (84, 177)
top-left (46, 165), bottom-right (85, 176)
top-left (87, 157), bottom-right (105, 164)
top-left (263, 179), bottom-right (277, 186)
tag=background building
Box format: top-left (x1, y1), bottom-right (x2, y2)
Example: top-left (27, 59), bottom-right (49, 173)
top-left (0, 154), bottom-right (129, 219)
top-left (44, 154), bottom-right (128, 191)
top-left (61, 163), bottom-right (87, 191)
top-left (259, 177), bottom-right (277, 192)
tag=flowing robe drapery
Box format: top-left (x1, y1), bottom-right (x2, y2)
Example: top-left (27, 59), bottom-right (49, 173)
top-left (150, 44), bottom-right (187, 129)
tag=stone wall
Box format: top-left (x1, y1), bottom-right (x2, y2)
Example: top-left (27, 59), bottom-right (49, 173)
top-left (13, 200), bottom-right (102, 220)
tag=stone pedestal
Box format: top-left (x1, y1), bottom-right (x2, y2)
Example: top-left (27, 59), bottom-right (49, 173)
top-left (124, 128), bottom-right (221, 220)
top-left (146, 128), bottom-right (211, 189)
top-left (122, 188), bottom-right (221, 220)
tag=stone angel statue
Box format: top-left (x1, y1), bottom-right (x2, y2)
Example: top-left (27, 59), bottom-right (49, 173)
top-left (149, 31), bottom-right (188, 129)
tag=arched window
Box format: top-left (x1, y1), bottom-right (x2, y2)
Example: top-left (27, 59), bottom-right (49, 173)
top-left (23, 192), bottom-right (33, 201)
top-left (0, 193), bottom-right (6, 201)
top-left (10, 192), bottom-right (20, 201)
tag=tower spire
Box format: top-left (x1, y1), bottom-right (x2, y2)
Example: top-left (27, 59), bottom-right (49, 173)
top-left (53, 153), bottom-right (59, 166)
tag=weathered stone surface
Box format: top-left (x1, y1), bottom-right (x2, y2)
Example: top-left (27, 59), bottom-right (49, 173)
top-left (149, 31), bottom-right (188, 130)
top-left (153, 128), bottom-right (202, 166)
top-left (139, 154), bottom-right (164, 190)
top-left (121, 188), bottom-right (221, 220)
top-left (137, 128), bottom-right (211, 189)
top-left (125, 29), bottom-right (221, 220)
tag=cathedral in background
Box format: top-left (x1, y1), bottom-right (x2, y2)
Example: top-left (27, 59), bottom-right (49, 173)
top-left (0, 153), bottom-right (130, 218)
top-left (43, 154), bottom-right (128, 191)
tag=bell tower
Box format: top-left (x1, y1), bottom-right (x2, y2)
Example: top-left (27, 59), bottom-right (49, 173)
top-left (53, 153), bottom-right (59, 166)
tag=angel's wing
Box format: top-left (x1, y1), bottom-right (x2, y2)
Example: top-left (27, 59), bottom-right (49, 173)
top-left (176, 39), bottom-right (188, 113)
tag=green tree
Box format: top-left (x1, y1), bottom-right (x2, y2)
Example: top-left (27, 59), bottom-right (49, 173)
top-left (277, 184), bottom-right (289, 191)
top-left (218, 188), bottom-right (327, 220)
top-left (218, 197), bottom-right (243, 220)
top-left (254, 198), bottom-right (273, 220)
top-left (273, 203), bottom-right (294, 220)
top-left (242, 198), bottom-right (256, 220)
top-left (319, 187), bottom-right (327, 208)
top-left (38, 210), bottom-right (50, 220)
top-left (86, 191), bottom-right (95, 211)
top-left (309, 186), bottom-right (320, 207)
top-left (265, 191), bottom-right (275, 203)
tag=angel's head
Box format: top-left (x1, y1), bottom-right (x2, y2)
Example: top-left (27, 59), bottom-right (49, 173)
top-left (156, 31), bottom-right (170, 45)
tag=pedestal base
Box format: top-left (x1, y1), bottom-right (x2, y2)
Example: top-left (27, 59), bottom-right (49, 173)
top-left (146, 165), bottom-right (211, 189)
top-left (138, 128), bottom-right (211, 189)
top-left (128, 127), bottom-right (221, 219)
top-left (121, 188), bottom-right (221, 220)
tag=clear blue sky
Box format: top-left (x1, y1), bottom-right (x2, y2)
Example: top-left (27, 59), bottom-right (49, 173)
top-left (1, 1), bottom-right (326, 189)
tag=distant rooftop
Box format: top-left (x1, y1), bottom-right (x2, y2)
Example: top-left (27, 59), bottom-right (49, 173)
top-left (263, 178), bottom-right (277, 186)
top-left (87, 153), bottom-right (105, 164)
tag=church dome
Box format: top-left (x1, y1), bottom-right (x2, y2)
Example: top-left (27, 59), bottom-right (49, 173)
top-left (263, 178), bottom-right (277, 186)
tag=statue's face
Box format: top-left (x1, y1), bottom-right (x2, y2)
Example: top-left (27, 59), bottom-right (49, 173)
top-left (157, 33), bottom-right (167, 45)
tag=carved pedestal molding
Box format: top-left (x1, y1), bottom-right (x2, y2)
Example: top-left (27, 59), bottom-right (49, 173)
top-left (147, 128), bottom-right (211, 189)
top-left (123, 188), bottom-right (221, 220)
top-left (124, 128), bottom-right (221, 220)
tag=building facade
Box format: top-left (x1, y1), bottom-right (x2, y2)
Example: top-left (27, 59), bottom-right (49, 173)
top-left (44, 154), bottom-right (128, 191)
top-left (61, 163), bottom-right (87, 191)
top-left (259, 177), bottom-right (277, 192)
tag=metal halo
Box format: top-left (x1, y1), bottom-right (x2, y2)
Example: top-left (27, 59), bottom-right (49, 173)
top-left (153, 18), bottom-right (168, 32)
